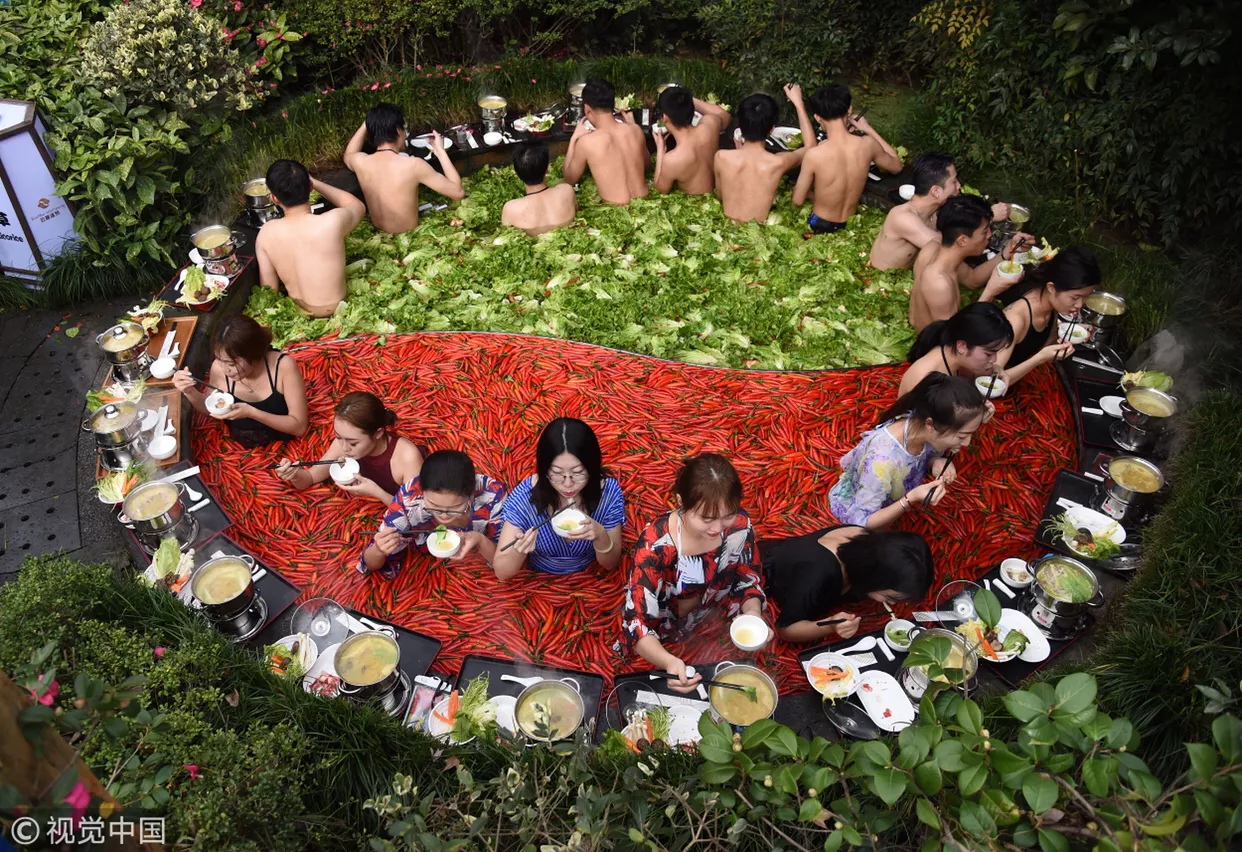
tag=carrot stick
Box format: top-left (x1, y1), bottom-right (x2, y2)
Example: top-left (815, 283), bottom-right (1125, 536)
top-left (646, 716), bottom-right (654, 742)
top-left (624, 736), bottom-right (641, 754)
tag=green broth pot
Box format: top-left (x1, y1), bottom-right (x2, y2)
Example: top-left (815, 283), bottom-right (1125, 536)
top-left (514, 678), bottom-right (585, 743)
top-left (1030, 555), bottom-right (1105, 618)
top-left (900, 628), bottom-right (977, 700)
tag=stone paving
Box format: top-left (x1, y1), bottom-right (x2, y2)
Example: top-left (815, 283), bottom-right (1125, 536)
top-left (0, 301), bottom-right (131, 581)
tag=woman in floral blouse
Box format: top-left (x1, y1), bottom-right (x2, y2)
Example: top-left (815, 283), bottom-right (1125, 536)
top-left (619, 453), bottom-right (768, 693)
top-left (358, 449), bottom-right (506, 579)
top-left (828, 373), bottom-right (986, 529)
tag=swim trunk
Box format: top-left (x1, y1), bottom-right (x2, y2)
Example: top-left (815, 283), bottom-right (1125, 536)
top-left (808, 214), bottom-right (846, 234)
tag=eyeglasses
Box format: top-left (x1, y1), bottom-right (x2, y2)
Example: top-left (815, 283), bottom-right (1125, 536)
top-left (425, 500), bottom-right (470, 516)
top-left (547, 470), bottom-right (588, 483)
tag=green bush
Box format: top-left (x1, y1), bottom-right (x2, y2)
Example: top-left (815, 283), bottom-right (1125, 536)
top-left (913, 0), bottom-right (1242, 245)
top-left (80, 0), bottom-right (254, 113)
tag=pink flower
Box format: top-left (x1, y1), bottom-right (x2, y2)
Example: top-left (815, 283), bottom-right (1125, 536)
top-left (257, 56), bottom-right (268, 65)
top-left (494, 64), bottom-right (501, 69)
top-left (257, 37), bottom-right (266, 46)
top-left (65, 782), bottom-right (90, 828)
top-left (234, 1), bottom-right (242, 9)
top-left (384, 82), bottom-right (391, 88)
top-left (370, 82), bottom-right (379, 90)
top-left (190, 0), bottom-right (202, 6)
top-left (464, 76), bottom-right (471, 82)
top-left (184, 764), bottom-right (200, 780)
top-left (449, 73), bottom-right (456, 78)
top-left (531, 78), bottom-right (537, 83)
top-left (153, 646), bottom-right (167, 659)
top-left (29, 675), bottom-right (59, 707)
top-left (281, 111), bottom-right (288, 118)
top-left (416, 64), bottom-right (421, 70)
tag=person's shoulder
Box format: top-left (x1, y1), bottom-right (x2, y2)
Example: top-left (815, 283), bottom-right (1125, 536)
top-left (600, 476), bottom-right (624, 499)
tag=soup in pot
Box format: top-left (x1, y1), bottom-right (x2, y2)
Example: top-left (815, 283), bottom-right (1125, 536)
top-left (243, 180), bottom-right (269, 197)
top-left (568, 83), bottom-right (585, 97)
top-left (477, 95), bottom-right (507, 109)
top-left (126, 483), bottom-right (178, 521)
top-left (1127, 388), bottom-right (1175, 417)
top-left (1109, 458), bottom-right (1161, 493)
top-left (193, 558), bottom-right (251, 605)
top-left (336, 633), bottom-right (399, 686)
top-left (710, 668), bottom-right (776, 726)
top-left (100, 324), bottom-right (144, 352)
top-left (1008, 207), bottom-right (1030, 225)
top-left (193, 227), bottom-right (231, 249)
top-left (1085, 292), bottom-right (1125, 316)
top-left (1036, 559), bottom-right (1095, 603)
top-left (516, 683), bottom-right (583, 741)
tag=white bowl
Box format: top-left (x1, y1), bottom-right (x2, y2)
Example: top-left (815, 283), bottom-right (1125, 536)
top-left (898, 184), bottom-right (915, 201)
top-left (1013, 251), bottom-right (1031, 265)
top-left (996, 260), bottom-right (1024, 280)
top-left (483, 131), bottom-right (503, 146)
top-left (999, 558), bottom-right (1034, 589)
top-left (205, 391), bottom-right (234, 418)
top-left (975, 375), bottom-right (1008, 398)
top-left (427, 696), bottom-right (473, 743)
top-left (329, 457), bottom-right (360, 485)
top-left (427, 528), bottom-right (462, 558)
top-left (148, 435), bottom-right (177, 460)
top-left (1059, 323), bottom-right (1091, 344)
top-left (139, 409), bottom-right (160, 433)
top-left (551, 508), bottom-right (589, 538)
top-left (1099, 395), bottom-right (1124, 418)
top-left (729, 614), bottom-right (770, 651)
top-left (150, 357), bottom-right (177, 380)
top-left (273, 634), bottom-right (319, 672)
top-left (883, 618), bottom-right (915, 652)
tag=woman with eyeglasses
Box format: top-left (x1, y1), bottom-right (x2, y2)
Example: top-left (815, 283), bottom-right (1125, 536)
top-left (492, 418), bottom-right (625, 580)
top-left (619, 453), bottom-right (768, 694)
top-left (356, 449), bottom-right (507, 579)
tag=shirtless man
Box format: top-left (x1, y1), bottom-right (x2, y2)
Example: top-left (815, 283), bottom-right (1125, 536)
top-left (714, 85), bottom-right (817, 223)
top-left (651, 86), bottom-right (730, 195)
top-left (343, 103), bottom-right (465, 234)
top-left (562, 78), bottom-right (648, 205)
top-left (792, 85), bottom-right (901, 234)
top-left (255, 159), bottom-right (365, 317)
top-left (870, 152), bottom-right (1011, 269)
top-left (501, 143), bottom-right (577, 236)
top-left (909, 195), bottom-right (1030, 331)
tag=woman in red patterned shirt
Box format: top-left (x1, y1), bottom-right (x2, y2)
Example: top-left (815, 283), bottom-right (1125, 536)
top-left (620, 453), bottom-right (768, 693)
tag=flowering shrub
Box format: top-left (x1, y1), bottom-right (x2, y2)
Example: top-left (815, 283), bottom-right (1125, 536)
top-left (80, 0), bottom-right (253, 114)
top-left (195, 0), bottom-right (304, 89)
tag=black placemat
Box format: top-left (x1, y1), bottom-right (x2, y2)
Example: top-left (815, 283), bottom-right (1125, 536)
top-left (1064, 347), bottom-right (1126, 383)
top-left (198, 536), bottom-right (301, 639)
top-left (973, 561), bottom-right (1097, 686)
top-left (165, 459), bottom-right (232, 539)
top-left (796, 630), bottom-right (907, 679)
top-left (1034, 469), bottom-right (1129, 563)
top-left (1074, 377), bottom-right (1128, 450)
top-left (455, 654), bottom-right (605, 737)
top-left (602, 661), bottom-right (732, 739)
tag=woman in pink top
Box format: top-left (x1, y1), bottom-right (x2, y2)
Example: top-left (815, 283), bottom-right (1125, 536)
top-left (274, 391), bottom-right (423, 504)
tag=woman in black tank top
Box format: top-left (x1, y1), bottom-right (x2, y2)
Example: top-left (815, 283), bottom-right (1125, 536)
top-left (172, 315), bottom-right (309, 448)
top-left (996, 247), bottom-right (1101, 387)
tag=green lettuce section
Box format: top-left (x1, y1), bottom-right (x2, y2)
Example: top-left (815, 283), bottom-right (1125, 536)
top-left (247, 165), bottom-right (916, 369)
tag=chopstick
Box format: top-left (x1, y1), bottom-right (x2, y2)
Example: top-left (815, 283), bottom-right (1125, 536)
top-left (267, 458), bottom-right (345, 470)
top-left (816, 617), bottom-right (848, 627)
top-left (498, 501), bottom-right (579, 552)
top-left (193, 376), bottom-right (228, 394)
top-left (882, 600), bottom-right (896, 618)
top-left (647, 670), bottom-right (752, 694)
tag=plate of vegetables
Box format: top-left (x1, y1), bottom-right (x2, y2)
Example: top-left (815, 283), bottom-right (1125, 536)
top-left (178, 266), bottom-right (229, 307)
top-left (513, 113), bottom-right (556, 134)
top-left (769, 126), bottom-right (804, 150)
top-left (96, 463), bottom-right (147, 504)
top-left (141, 537), bottom-right (194, 595)
top-left (621, 704), bottom-right (701, 751)
top-left (266, 633), bottom-right (318, 679)
top-left (804, 652), bottom-right (859, 699)
top-left (1046, 506), bottom-right (1125, 561)
top-left (86, 378), bottom-right (146, 414)
top-left (427, 674), bottom-right (497, 743)
top-left (126, 300), bottom-right (169, 335)
top-left (1120, 370), bottom-right (1173, 393)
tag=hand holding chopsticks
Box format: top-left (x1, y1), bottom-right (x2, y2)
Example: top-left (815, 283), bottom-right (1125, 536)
top-left (648, 670), bottom-right (757, 699)
top-left (269, 456), bottom-right (346, 470)
top-left (498, 501), bottom-right (579, 552)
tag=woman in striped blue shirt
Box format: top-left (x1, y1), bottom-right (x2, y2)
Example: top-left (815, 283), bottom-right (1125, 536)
top-left (493, 418), bottom-right (626, 579)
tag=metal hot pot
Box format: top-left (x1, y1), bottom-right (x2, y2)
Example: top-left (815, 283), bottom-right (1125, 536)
top-left (190, 225), bottom-right (246, 277)
top-left (1080, 291), bottom-right (1127, 347)
top-left (335, 631), bottom-right (405, 706)
top-left (240, 179), bottom-right (282, 226)
top-left (477, 94), bottom-right (507, 134)
top-left (900, 628), bottom-right (978, 700)
top-left (122, 480), bottom-right (188, 537)
top-left (189, 554), bottom-right (257, 622)
top-left (1029, 556), bottom-right (1105, 621)
top-left (515, 677), bottom-right (586, 743)
top-left (706, 662), bottom-right (778, 730)
top-left (567, 82), bottom-right (585, 125)
top-left (1096, 455), bottom-right (1165, 523)
top-left (96, 322), bottom-right (151, 383)
top-left (84, 402), bottom-right (149, 471)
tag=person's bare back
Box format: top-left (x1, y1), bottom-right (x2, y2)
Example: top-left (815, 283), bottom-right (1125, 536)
top-left (653, 92), bottom-right (729, 195)
top-left (502, 184), bottom-right (577, 235)
top-left (714, 145), bottom-right (798, 223)
top-left (868, 200), bottom-right (939, 269)
top-left (909, 242), bottom-right (965, 331)
top-left (566, 118), bottom-right (648, 205)
top-left (344, 111), bottom-right (464, 234)
top-left (256, 165), bottom-right (365, 317)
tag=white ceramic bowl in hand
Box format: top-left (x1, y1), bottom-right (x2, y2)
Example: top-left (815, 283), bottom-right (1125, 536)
top-left (996, 259), bottom-right (1024, 280)
top-left (729, 614), bottom-right (769, 651)
top-left (898, 184), bottom-right (915, 201)
top-left (427, 528), bottom-right (462, 558)
top-left (551, 508), bottom-right (589, 538)
top-left (884, 618), bottom-right (915, 652)
top-left (999, 558), bottom-right (1034, 589)
top-left (150, 356), bottom-right (177, 380)
top-left (975, 375), bottom-right (1008, 398)
top-left (329, 457), bottom-right (360, 486)
top-left (205, 391), bottom-right (234, 418)
top-left (1058, 323), bottom-right (1091, 344)
top-left (148, 435), bottom-right (177, 460)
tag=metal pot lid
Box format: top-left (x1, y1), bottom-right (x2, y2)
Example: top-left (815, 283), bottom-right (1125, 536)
top-left (97, 322), bottom-right (147, 351)
top-left (89, 401), bottom-right (139, 431)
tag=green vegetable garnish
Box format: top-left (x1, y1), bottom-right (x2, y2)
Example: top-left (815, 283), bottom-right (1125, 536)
top-left (647, 706), bottom-right (672, 742)
top-left (1001, 629), bottom-right (1028, 655)
top-left (1045, 512), bottom-right (1121, 561)
top-left (152, 537), bottom-right (181, 579)
top-left (450, 673), bottom-right (496, 742)
top-left (886, 626), bottom-right (910, 646)
top-left (1122, 370), bottom-right (1173, 391)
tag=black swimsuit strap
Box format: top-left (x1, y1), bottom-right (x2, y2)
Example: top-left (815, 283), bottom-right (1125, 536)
top-left (940, 345), bottom-right (953, 376)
